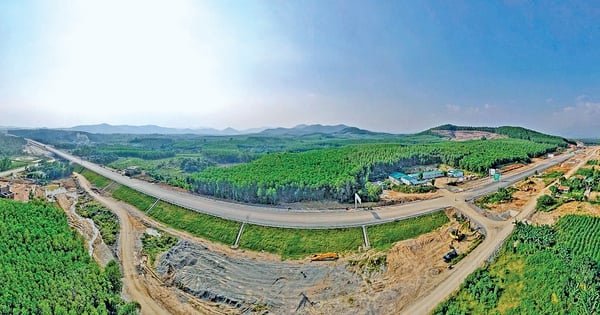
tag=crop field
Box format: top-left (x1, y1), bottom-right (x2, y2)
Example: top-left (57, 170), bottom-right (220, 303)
top-left (556, 215), bottom-right (600, 261)
top-left (434, 216), bottom-right (600, 314)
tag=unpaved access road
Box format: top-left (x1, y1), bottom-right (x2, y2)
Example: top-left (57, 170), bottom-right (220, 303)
top-left (401, 147), bottom-right (599, 314)
top-left (36, 140), bottom-right (593, 314)
top-left (76, 174), bottom-right (169, 315)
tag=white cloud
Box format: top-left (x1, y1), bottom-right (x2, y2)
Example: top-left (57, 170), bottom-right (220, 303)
top-left (549, 96), bottom-right (600, 137)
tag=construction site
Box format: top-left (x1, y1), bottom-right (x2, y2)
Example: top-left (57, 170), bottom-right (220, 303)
top-left (1, 141), bottom-right (596, 314)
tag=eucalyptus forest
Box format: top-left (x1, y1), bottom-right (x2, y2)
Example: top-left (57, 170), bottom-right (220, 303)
top-left (0, 198), bottom-right (138, 314)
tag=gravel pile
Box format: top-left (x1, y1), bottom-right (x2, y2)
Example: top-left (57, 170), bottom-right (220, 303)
top-left (157, 241), bottom-right (361, 313)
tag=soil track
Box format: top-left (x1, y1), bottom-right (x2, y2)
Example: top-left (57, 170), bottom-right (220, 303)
top-left (76, 174), bottom-right (169, 315)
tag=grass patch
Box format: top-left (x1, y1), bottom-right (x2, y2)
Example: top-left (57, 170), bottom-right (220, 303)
top-left (240, 225), bottom-right (364, 260)
top-left (76, 167), bottom-right (112, 189)
top-left (368, 211), bottom-right (450, 251)
top-left (112, 185), bottom-right (240, 244)
top-left (112, 185), bottom-right (155, 210)
top-left (148, 201), bottom-right (239, 245)
top-left (141, 232), bottom-right (178, 265)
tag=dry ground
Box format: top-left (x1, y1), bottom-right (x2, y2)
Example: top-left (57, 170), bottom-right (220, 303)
top-left (430, 130), bottom-right (507, 141)
top-left (380, 189), bottom-right (440, 203)
top-left (531, 202), bottom-right (600, 225)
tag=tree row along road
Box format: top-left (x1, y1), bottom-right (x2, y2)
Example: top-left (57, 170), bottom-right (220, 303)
top-left (29, 139), bottom-right (569, 229)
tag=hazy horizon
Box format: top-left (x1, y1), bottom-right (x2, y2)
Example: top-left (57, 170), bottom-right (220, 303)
top-left (2, 1), bottom-right (600, 137)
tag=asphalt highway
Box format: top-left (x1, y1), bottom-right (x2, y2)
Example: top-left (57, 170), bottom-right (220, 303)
top-left (28, 139), bottom-right (588, 314)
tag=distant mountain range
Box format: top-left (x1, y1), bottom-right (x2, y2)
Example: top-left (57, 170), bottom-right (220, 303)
top-left (258, 124), bottom-right (382, 136)
top-left (65, 123), bottom-right (263, 135)
top-left (63, 123), bottom-right (381, 136)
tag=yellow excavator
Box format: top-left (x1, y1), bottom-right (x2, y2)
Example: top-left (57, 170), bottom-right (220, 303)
top-left (448, 221), bottom-right (470, 241)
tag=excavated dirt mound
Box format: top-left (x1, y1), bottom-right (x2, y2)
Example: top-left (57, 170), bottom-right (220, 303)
top-left (430, 130), bottom-right (506, 141)
top-left (157, 241), bottom-right (361, 313)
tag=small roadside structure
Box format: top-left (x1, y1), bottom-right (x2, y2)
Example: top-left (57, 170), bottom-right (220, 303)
top-left (447, 170), bottom-right (464, 178)
top-left (389, 172), bottom-right (430, 186)
top-left (409, 170), bottom-right (444, 180)
top-left (124, 166), bottom-right (140, 177)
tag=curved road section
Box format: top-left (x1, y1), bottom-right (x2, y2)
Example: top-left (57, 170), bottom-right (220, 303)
top-left (29, 139), bottom-right (584, 314)
top-left (29, 139), bottom-right (568, 229)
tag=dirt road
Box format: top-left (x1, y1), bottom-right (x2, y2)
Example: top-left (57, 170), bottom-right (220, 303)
top-left (402, 147), bottom-right (598, 315)
top-left (76, 174), bottom-right (169, 315)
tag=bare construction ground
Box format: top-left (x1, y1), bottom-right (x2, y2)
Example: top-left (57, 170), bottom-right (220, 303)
top-left (154, 209), bottom-right (480, 314)
top-left (430, 130), bottom-right (507, 141)
top-left (531, 201), bottom-right (600, 225)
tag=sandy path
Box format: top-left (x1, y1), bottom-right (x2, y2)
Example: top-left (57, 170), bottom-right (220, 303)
top-left (75, 174), bottom-right (169, 315)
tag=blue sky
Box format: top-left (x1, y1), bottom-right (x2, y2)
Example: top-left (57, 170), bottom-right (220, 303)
top-left (1, 1), bottom-right (600, 137)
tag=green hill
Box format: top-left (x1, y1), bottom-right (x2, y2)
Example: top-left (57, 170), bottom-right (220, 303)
top-left (424, 124), bottom-right (575, 146)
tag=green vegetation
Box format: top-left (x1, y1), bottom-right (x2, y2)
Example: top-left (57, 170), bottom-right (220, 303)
top-left (0, 198), bottom-right (138, 314)
top-left (76, 201), bottom-right (119, 246)
top-left (391, 184), bottom-right (437, 194)
top-left (240, 211), bottom-right (449, 259)
top-left (79, 169), bottom-right (450, 260)
top-left (141, 232), bottom-right (179, 265)
top-left (112, 185), bottom-right (239, 244)
top-left (476, 187), bottom-right (518, 209)
top-left (13, 127), bottom-right (566, 204)
top-left (192, 139), bottom-right (556, 203)
top-left (535, 194), bottom-right (563, 212)
top-left (0, 157), bottom-right (12, 171)
top-left (240, 225), bottom-right (364, 260)
top-left (587, 159), bottom-right (600, 166)
top-left (26, 160), bottom-right (73, 184)
top-left (434, 217), bottom-right (600, 315)
top-left (75, 166), bottom-right (113, 189)
top-left (0, 133), bottom-right (26, 157)
top-left (426, 124), bottom-right (574, 146)
top-left (556, 215), bottom-right (600, 262)
top-left (148, 201), bottom-right (240, 245)
top-left (541, 170), bottom-right (564, 186)
top-left (112, 185), bottom-right (155, 210)
top-left (367, 211), bottom-right (449, 251)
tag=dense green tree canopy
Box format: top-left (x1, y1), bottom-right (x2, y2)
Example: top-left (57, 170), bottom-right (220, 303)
top-left (0, 199), bottom-right (137, 314)
top-left (190, 139), bottom-right (557, 203)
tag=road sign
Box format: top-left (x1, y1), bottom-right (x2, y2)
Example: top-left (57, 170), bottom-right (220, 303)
top-left (489, 168), bottom-right (496, 176)
top-left (494, 173), bottom-right (500, 181)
